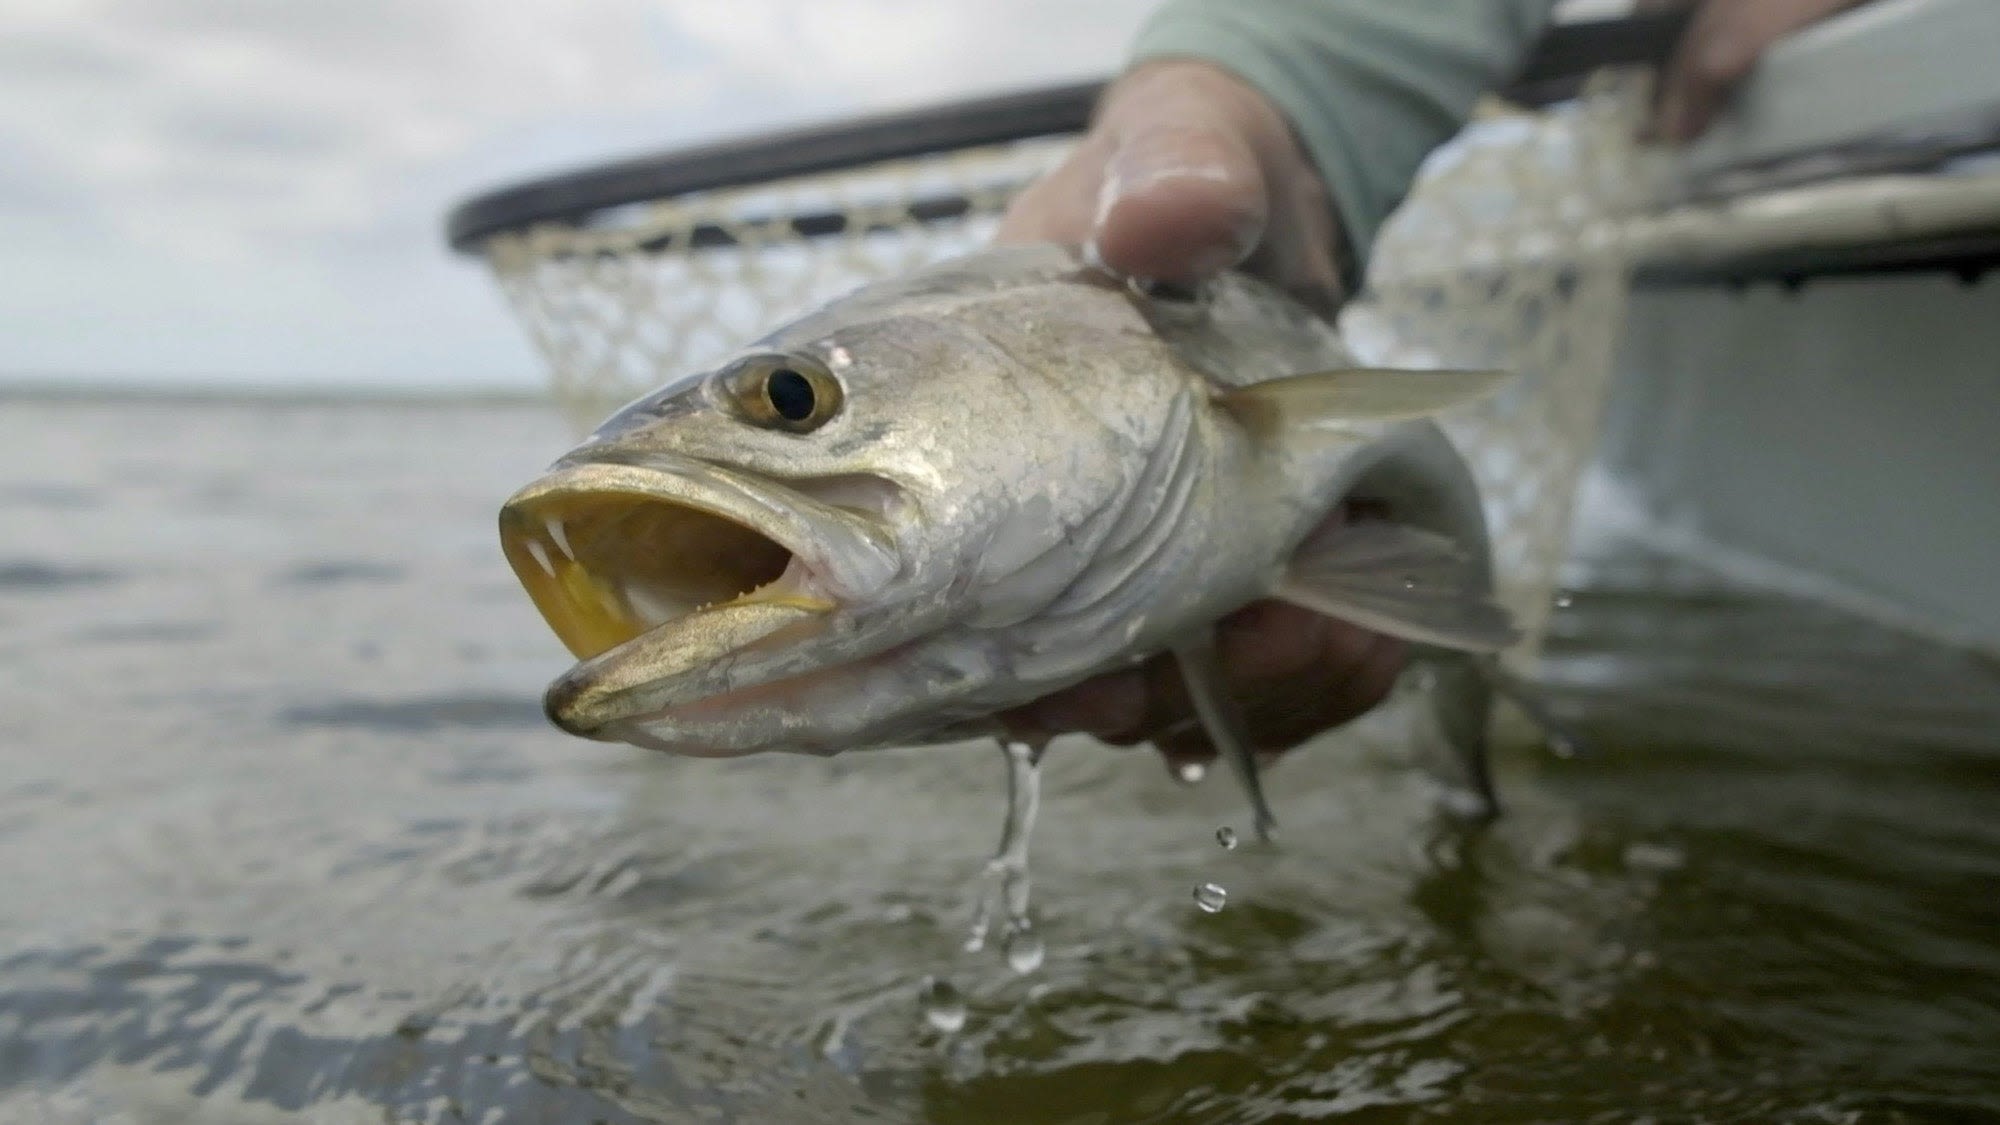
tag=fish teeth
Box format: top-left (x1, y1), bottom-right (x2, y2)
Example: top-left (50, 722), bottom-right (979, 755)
top-left (525, 539), bottom-right (556, 577)
top-left (547, 518), bottom-right (574, 561)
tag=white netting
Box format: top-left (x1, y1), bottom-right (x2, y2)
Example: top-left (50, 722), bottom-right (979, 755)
top-left (476, 77), bottom-right (1647, 659)
top-left (1348, 73), bottom-right (1651, 658)
top-left (483, 136), bottom-right (1073, 432)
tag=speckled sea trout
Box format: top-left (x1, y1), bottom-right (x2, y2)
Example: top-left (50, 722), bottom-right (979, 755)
top-left (499, 244), bottom-right (1525, 838)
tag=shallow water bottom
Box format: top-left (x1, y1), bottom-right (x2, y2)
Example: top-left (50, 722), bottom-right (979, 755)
top-left (2, 397), bottom-right (1996, 1123)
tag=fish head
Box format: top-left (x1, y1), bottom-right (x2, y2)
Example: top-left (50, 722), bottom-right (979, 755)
top-left (499, 258), bottom-right (1158, 755)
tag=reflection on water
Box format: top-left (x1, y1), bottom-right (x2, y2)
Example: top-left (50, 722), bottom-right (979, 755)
top-left (2, 395), bottom-right (1996, 1123)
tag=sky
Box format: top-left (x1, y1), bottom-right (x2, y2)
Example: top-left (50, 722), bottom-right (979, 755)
top-left (0, 0), bottom-right (1163, 389)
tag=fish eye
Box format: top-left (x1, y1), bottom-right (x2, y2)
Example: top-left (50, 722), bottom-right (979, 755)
top-left (765, 367), bottom-right (815, 421)
top-left (724, 353), bottom-right (843, 433)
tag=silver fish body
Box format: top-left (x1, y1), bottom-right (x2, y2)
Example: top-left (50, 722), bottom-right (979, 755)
top-left (499, 244), bottom-right (1518, 820)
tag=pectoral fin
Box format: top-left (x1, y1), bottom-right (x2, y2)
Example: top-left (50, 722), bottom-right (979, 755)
top-left (1172, 632), bottom-right (1277, 843)
top-left (1272, 521), bottom-right (1520, 653)
top-left (1223, 367), bottom-right (1510, 432)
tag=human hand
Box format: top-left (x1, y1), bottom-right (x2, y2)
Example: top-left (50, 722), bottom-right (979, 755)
top-left (997, 59), bottom-right (1345, 312)
top-left (1646, 0), bottom-right (1872, 143)
top-left (994, 60), bottom-right (1406, 778)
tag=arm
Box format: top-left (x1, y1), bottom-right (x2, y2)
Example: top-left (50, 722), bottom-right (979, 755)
top-left (1131, 0), bottom-right (1557, 284)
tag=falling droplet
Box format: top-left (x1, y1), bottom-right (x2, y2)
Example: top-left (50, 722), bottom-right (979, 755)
top-left (1216, 826), bottom-right (1238, 850)
top-left (1193, 882), bottom-right (1228, 913)
top-left (919, 977), bottom-right (966, 1034)
top-left (1175, 760), bottom-right (1207, 785)
top-left (1555, 592), bottom-right (1575, 609)
top-left (1003, 925), bottom-right (1045, 974)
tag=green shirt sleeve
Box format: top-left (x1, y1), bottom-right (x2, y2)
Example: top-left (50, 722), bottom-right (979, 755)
top-left (1131, 0), bottom-right (1558, 283)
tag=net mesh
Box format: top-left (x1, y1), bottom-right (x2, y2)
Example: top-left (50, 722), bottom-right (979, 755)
top-left (475, 77), bottom-right (1647, 661)
top-left (1347, 73), bottom-right (1650, 658)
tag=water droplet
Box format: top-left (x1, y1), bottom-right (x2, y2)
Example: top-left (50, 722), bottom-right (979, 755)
top-left (1002, 926), bottom-right (1045, 974)
top-left (1215, 826), bottom-right (1238, 850)
top-left (1401, 574), bottom-right (1418, 590)
top-left (1623, 842), bottom-right (1685, 872)
top-left (1193, 882), bottom-right (1228, 913)
top-left (919, 976), bottom-right (966, 1033)
top-left (1555, 592), bottom-right (1575, 609)
top-left (1175, 760), bottom-right (1207, 785)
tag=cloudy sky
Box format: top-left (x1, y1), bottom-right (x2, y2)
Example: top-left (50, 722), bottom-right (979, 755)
top-left (1, 0), bottom-right (1163, 389)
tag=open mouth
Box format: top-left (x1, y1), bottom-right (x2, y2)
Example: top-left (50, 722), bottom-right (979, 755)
top-left (499, 462), bottom-right (870, 736)
top-left (502, 484), bottom-right (810, 661)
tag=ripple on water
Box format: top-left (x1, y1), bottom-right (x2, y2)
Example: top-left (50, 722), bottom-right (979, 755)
top-left (0, 560), bottom-right (122, 591)
top-left (278, 695), bottom-right (546, 734)
top-left (270, 560), bottom-right (408, 587)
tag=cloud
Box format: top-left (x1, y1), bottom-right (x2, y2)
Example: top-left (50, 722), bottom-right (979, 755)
top-left (0, 0), bottom-right (1154, 387)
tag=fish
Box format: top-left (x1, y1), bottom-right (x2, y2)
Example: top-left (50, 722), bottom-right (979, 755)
top-left (498, 243), bottom-right (1525, 838)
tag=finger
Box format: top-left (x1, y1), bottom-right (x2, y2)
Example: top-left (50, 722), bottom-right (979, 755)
top-left (1219, 611), bottom-right (1405, 751)
top-left (1127, 600), bottom-right (1404, 763)
top-left (1090, 122), bottom-right (1268, 282)
top-left (1655, 0), bottom-right (1865, 142)
top-left (1149, 626), bottom-right (1405, 780)
top-left (1008, 668), bottom-right (1148, 738)
top-left (995, 132), bottom-right (1113, 246)
top-left (1214, 599), bottom-right (1349, 681)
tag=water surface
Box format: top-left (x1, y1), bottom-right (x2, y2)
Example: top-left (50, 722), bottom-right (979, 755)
top-left (2, 396), bottom-right (1996, 1122)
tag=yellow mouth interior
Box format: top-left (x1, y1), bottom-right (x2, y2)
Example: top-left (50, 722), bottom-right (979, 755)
top-left (501, 493), bottom-right (798, 660)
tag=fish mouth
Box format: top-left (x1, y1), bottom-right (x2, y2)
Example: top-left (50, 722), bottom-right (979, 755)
top-left (498, 461), bottom-right (896, 739)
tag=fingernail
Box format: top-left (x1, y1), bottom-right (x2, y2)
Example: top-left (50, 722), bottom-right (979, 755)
top-left (1098, 136), bottom-right (1233, 218)
top-left (1092, 130), bottom-right (1258, 275)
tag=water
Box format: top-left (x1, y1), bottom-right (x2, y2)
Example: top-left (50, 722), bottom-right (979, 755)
top-left (3, 394), bottom-right (1999, 1122)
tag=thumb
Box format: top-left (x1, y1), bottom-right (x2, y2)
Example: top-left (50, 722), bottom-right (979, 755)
top-left (1089, 122), bottom-right (1268, 283)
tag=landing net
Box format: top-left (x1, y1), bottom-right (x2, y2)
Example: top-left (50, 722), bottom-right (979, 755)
top-left (466, 77), bottom-right (1650, 661)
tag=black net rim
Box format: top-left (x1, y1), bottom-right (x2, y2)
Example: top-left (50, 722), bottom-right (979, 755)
top-left (442, 14), bottom-right (1691, 255)
top-left (444, 80), bottom-right (1104, 253)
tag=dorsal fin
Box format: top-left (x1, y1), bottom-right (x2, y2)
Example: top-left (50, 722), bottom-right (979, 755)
top-left (1221, 367), bottom-right (1511, 431)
